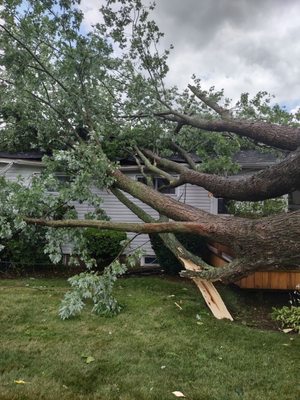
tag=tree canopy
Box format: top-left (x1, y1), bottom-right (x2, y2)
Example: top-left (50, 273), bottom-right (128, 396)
top-left (1, 0), bottom-right (300, 296)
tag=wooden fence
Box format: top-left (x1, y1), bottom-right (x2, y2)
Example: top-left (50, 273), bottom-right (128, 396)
top-left (207, 242), bottom-right (300, 290)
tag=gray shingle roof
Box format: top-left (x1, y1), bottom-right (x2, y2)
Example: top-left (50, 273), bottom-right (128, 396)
top-left (0, 151), bottom-right (45, 160)
top-left (233, 150), bottom-right (281, 167)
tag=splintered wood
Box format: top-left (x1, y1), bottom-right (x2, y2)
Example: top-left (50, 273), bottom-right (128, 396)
top-left (179, 257), bottom-right (233, 321)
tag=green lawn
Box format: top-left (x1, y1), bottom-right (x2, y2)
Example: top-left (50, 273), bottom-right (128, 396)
top-left (0, 277), bottom-right (299, 400)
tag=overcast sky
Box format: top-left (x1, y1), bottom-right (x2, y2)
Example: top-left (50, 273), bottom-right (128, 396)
top-left (80, 0), bottom-right (300, 111)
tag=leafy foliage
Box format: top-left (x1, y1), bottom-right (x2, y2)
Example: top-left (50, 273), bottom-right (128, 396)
top-left (227, 197), bottom-right (288, 218)
top-left (271, 287), bottom-right (300, 333)
top-left (0, 227), bottom-right (51, 268)
top-left (271, 306), bottom-right (300, 333)
top-left (59, 246), bottom-right (145, 319)
top-left (59, 249), bottom-right (141, 320)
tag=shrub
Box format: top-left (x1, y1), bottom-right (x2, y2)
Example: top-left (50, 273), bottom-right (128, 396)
top-left (83, 228), bottom-right (127, 268)
top-left (150, 233), bottom-right (208, 275)
top-left (271, 305), bottom-right (300, 333)
top-left (0, 228), bottom-right (51, 270)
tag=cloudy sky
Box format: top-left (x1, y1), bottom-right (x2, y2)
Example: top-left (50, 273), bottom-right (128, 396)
top-left (80, 0), bottom-right (300, 111)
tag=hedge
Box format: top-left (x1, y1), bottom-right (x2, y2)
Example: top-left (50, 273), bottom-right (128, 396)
top-left (83, 228), bottom-right (127, 268)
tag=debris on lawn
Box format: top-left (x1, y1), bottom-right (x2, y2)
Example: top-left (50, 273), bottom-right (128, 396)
top-left (81, 355), bottom-right (95, 364)
top-left (172, 390), bottom-right (186, 397)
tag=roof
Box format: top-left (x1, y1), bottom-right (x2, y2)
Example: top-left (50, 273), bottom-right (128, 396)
top-left (233, 150), bottom-right (281, 168)
top-left (0, 150), bottom-right (282, 168)
top-left (0, 151), bottom-right (45, 160)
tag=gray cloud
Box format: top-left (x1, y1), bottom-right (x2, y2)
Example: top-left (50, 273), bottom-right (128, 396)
top-left (154, 0), bottom-right (289, 46)
top-left (152, 0), bottom-right (300, 106)
top-left (80, 0), bottom-right (300, 108)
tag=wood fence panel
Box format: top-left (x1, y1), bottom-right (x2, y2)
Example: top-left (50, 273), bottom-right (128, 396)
top-left (208, 242), bottom-right (300, 290)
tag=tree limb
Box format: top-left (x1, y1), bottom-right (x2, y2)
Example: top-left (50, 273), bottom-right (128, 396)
top-left (169, 142), bottom-right (197, 170)
top-left (188, 84), bottom-right (232, 118)
top-left (134, 146), bottom-right (176, 184)
top-left (179, 258), bottom-right (257, 283)
top-left (142, 148), bottom-right (300, 201)
top-left (24, 217), bottom-right (226, 238)
top-left (156, 112), bottom-right (300, 151)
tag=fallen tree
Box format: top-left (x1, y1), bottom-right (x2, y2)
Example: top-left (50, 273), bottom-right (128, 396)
top-left (0, 0), bottom-right (299, 289)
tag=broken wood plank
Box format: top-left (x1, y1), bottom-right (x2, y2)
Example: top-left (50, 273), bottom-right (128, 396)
top-left (179, 257), bottom-right (233, 321)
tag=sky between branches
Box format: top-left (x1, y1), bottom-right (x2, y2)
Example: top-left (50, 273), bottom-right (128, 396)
top-left (79, 0), bottom-right (300, 112)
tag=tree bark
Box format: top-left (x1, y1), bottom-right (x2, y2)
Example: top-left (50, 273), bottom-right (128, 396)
top-left (142, 148), bottom-right (300, 201)
top-left (24, 217), bottom-right (225, 236)
top-left (159, 113), bottom-right (300, 151)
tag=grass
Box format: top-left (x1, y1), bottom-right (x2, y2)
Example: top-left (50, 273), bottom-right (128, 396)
top-left (0, 276), bottom-right (299, 400)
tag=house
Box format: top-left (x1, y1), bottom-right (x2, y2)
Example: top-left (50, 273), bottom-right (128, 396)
top-left (0, 151), bottom-right (215, 265)
top-left (1, 150), bottom-right (299, 268)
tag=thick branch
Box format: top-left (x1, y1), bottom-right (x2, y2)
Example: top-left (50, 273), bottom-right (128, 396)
top-left (180, 258), bottom-right (261, 283)
top-left (169, 142), bottom-right (197, 170)
top-left (25, 179), bottom-right (300, 282)
top-left (111, 169), bottom-right (257, 249)
top-left (158, 112), bottom-right (300, 151)
top-left (188, 85), bottom-right (232, 118)
top-left (181, 250), bottom-right (300, 283)
top-left (142, 148), bottom-right (187, 173)
top-left (143, 148), bottom-right (300, 201)
top-left (134, 146), bottom-right (175, 183)
top-left (24, 217), bottom-right (226, 237)
top-left (179, 211), bottom-right (300, 282)
top-left (110, 187), bottom-right (156, 223)
top-left (112, 169), bottom-right (216, 221)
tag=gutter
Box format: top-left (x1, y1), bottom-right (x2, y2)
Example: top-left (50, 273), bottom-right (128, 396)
top-left (0, 158), bottom-right (278, 171)
top-left (0, 158), bottom-right (44, 167)
top-left (240, 162), bottom-right (277, 169)
top-left (0, 159), bottom-right (147, 172)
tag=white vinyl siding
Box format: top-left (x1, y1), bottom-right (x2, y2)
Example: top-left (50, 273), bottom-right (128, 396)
top-left (1, 163), bottom-right (214, 258)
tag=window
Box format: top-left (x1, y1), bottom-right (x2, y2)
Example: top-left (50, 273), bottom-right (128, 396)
top-left (217, 198), bottom-right (231, 214)
top-left (289, 191), bottom-right (300, 211)
top-left (143, 256), bottom-right (159, 265)
top-left (137, 176), bottom-right (176, 194)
